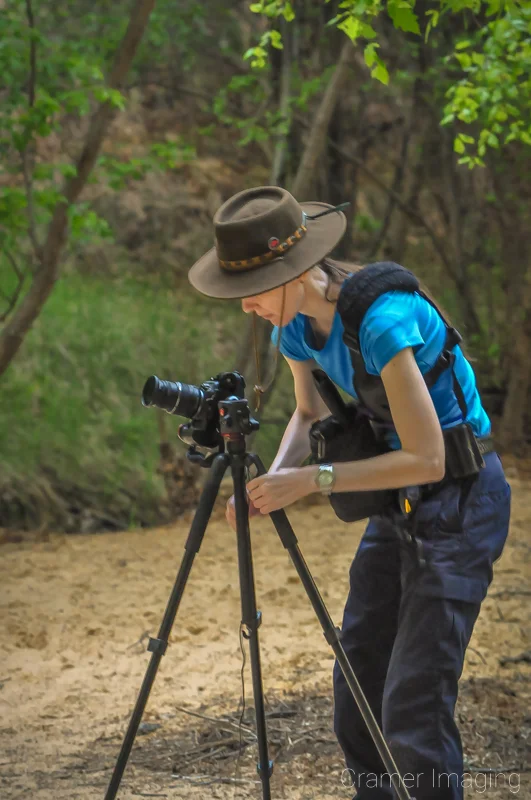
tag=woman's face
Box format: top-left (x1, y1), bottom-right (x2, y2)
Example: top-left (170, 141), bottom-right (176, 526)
top-left (241, 278), bottom-right (304, 327)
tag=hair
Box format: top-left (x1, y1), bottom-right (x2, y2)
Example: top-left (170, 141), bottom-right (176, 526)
top-left (318, 256), bottom-right (363, 302)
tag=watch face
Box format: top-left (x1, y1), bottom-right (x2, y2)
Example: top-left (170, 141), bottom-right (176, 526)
top-left (320, 471), bottom-right (334, 486)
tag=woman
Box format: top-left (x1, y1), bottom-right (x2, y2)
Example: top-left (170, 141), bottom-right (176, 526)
top-left (188, 185), bottom-right (511, 799)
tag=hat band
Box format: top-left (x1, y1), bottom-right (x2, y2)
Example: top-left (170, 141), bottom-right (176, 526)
top-left (218, 220), bottom-right (308, 273)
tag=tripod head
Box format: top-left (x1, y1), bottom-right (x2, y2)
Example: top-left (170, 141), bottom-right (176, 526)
top-left (141, 370), bottom-right (259, 467)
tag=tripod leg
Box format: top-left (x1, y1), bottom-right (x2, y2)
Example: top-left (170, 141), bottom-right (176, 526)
top-left (104, 452), bottom-right (229, 800)
top-left (246, 454), bottom-right (414, 800)
top-left (232, 458), bottom-right (272, 800)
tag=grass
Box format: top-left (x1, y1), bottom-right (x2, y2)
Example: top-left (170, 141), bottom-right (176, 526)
top-left (0, 268), bottom-right (294, 528)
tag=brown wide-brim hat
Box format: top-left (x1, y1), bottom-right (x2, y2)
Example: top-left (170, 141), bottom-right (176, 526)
top-left (188, 186), bottom-right (347, 299)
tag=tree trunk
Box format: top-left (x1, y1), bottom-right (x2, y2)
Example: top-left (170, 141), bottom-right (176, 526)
top-left (290, 39), bottom-right (354, 200)
top-left (233, 14), bottom-right (293, 421)
top-left (499, 266), bottom-right (531, 453)
top-left (0, 0), bottom-right (157, 377)
top-left (270, 17), bottom-right (292, 186)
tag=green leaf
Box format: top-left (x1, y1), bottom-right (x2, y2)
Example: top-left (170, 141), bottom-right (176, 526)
top-left (372, 62), bottom-right (389, 85)
top-left (283, 2), bottom-right (295, 21)
top-left (338, 17), bottom-right (361, 42)
top-left (270, 30), bottom-right (283, 49)
top-left (387, 2), bottom-right (421, 35)
top-left (424, 9), bottom-right (439, 42)
top-left (455, 52), bottom-right (472, 69)
top-left (455, 40), bottom-right (472, 50)
top-left (360, 23), bottom-right (377, 39)
top-left (454, 137), bottom-right (466, 154)
top-left (364, 43), bottom-right (379, 69)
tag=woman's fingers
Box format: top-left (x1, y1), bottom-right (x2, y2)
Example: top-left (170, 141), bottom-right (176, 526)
top-left (225, 495), bottom-right (261, 530)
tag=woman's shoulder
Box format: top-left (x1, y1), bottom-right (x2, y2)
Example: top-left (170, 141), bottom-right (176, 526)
top-left (362, 290), bottom-right (442, 329)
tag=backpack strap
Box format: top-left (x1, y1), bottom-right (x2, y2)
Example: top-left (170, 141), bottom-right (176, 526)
top-left (415, 290), bottom-right (468, 419)
top-left (336, 262), bottom-right (469, 420)
top-left (337, 261), bottom-right (419, 353)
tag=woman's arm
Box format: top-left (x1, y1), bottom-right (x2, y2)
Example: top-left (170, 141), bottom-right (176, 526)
top-left (246, 347), bottom-right (446, 515)
top-left (269, 356), bottom-right (331, 473)
top-left (306, 346), bottom-right (446, 493)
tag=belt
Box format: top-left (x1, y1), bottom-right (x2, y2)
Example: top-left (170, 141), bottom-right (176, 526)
top-left (398, 431), bottom-right (495, 515)
top-left (476, 434), bottom-right (495, 455)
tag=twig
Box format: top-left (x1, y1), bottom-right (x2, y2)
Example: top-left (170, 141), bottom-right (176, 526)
top-left (364, 94), bottom-right (415, 261)
top-left (25, 0), bottom-right (36, 107)
top-left (173, 743), bottom-right (244, 769)
top-left (131, 794), bottom-right (167, 798)
top-left (23, 0), bottom-right (43, 262)
top-left (170, 773), bottom-right (260, 786)
top-left (173, 705), bottom-right (256, 737)
top-left (126, 630), bottom-right (150, 650)
top-left (499, 651), bottom-right (531, 667)
top-left (489, 590), bottom-right (531, 599)
top-left (327, 137), bottom-right (456, 278)
top-left (175, 735), bottom-right (248, 760)
top-left (467, 764), bottom-right (520, 774)
top-left (468, 647), bottom-right (487, 665)
top-left (0, 252), bottom-right (27, 323)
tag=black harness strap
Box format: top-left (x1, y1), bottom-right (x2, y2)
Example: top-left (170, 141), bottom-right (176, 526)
top-left (336, 262), bottom-right (469, 422)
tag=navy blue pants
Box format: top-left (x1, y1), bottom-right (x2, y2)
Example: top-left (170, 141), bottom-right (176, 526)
top-left (333, 452), bottom-right (511, 799)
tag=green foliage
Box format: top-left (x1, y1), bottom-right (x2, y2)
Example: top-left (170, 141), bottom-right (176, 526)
top-left (0, 1), bottom-right (125, 258)
top-left (0, 269), bottom-right (245, 498)
top-left (356, 212), bottom-right (381, 233)
top-left (97, 139), bottom-right (196, 191)
top-left (246, 0), bottom-right (531, 161)
top-left (441, 4), bottom-right (531, 166)
top-left (211, 67), bottom-right (333, 147)
top-left (0, 1), bottom-right (198, 276)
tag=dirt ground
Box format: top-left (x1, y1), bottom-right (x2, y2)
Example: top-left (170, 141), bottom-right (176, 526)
top-left (1, 477), bottom-right (530, 800)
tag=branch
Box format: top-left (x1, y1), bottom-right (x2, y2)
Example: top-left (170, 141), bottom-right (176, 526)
top-left (22, 0), bottom-right (43, 262)
top-left (0, 0), bottom-right (157, 377)
top-left (270, 16), bottom-right (292, 186)
top-left (0, 252), bottom-right (28, 323)
top-left (21, 153), bottom-right (44, 263)
top-left (291, 40), bottom-right (355, 199)
top-left (364, 117), bottom-right (411, 261)
top-left (25, 0), bottom-right (36, 108)
top-left (326, 136), bottom-right (453, 270)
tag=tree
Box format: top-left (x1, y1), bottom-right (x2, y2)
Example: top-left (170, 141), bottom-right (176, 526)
top-left (246, 1), bottom-right (531, 164)
top-left (0, 0), bottom-right (158, 377)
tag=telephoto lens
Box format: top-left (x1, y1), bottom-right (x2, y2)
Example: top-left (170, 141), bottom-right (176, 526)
top-left (141, 376), bottom-right (204, 419)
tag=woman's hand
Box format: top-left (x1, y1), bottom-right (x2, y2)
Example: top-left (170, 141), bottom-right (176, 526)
top-left (225, 493), bottom-right (261, 532)
top-left (246, 468), bottom-right (314, 515)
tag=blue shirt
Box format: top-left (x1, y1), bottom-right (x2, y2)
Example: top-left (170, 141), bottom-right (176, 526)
top-left (271, 290), bottom-right (491, 450)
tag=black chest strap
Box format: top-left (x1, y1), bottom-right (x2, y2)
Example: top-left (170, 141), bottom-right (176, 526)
top-left (336, 262), bottom-right (468, 423)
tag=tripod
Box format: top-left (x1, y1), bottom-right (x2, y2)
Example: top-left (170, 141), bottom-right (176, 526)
top-left (104, 394), bottom-right (414, 800)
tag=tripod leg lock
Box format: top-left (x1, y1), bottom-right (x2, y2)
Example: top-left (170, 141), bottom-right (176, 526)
top-left (257, 758), bottom-right (274, 778)
top-left (241, 610), bottom-right (262, 640)
top-left (324, 625), bottom-right (342, 647)
top-left (147, 636), bottom-right (168, 656)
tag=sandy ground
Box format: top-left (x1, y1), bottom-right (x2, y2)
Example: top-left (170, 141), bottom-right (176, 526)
top-left (1, 479), bottom-right (530, 800)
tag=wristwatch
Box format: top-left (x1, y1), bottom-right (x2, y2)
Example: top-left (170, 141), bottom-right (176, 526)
top-left (315, 464), bottom-right (336, 495)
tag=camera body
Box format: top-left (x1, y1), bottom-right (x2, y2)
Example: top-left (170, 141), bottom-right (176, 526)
top-left (142, 371), bottom-right (253, 461)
